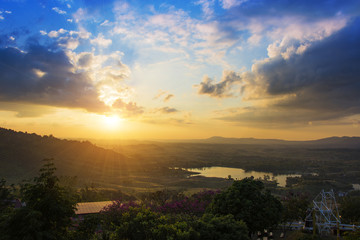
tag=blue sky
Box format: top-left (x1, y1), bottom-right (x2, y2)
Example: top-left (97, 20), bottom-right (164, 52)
top-left (0, 0), bottom-right (360, 139)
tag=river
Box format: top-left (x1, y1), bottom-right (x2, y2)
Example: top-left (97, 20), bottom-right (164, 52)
top-left (187, 166), bottom-right (301, 187)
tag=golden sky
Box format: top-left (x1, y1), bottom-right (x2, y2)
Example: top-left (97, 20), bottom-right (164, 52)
top-left (1, 0), bottom-right (360, 140)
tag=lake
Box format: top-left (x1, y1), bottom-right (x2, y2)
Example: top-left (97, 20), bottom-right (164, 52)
top-left (188, 166), bottom-right (301, 187)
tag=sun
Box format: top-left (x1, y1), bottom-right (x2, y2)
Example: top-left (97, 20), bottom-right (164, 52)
top-left (103, 115), bottom-right (122, 129)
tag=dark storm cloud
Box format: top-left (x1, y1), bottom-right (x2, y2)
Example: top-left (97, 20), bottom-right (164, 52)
top-left (261, 18), bottom-right (360, 113)
top-left (216, 18), bottom-right (360, 126)
top-left (226, 0), bottom-right (360, 19)
top-left (0, 43), bottom-right (108, 112)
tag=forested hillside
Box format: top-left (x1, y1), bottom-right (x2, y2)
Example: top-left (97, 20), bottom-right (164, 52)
top-left (1, 127), bottom-right (360, 194)
top-left (0, 128), bottom-right (131, 183)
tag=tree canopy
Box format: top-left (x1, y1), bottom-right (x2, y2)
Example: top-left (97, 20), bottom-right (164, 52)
top-left (2, 159), bottom-right (78, 240)
top-left (340, 195), bottom-right (360, 224)
top-left (207, 177), bottom-right (283, 235)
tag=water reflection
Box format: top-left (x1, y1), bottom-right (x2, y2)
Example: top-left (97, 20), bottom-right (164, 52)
top-left (188, 166), bottom-right (301, 187)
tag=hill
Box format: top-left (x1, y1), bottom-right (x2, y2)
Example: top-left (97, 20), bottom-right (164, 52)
top-left (0, 127), bottom-right (132, 183)
top-left (184, 136), bottom-right (360, 148)
top-left (1, 128), bottom-right (360, 192)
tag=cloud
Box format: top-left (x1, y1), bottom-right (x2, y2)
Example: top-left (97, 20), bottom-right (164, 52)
top-left (73, 8), bottom-right (87, 23)
top-left (0, 43), bottom-right (108, 113)
top-left (214, 106), bottom-right (351, 128)
top-left (0, 10), bottom-right (11, 21)
top-left (40, 28), bottom-right (90, 50)
top-left (52, 7), bottom-right (67, 15)
top-left (90, 33), bottom-right (112, 48)
top-left (66, 50), bottom-right (132, 108)
top-left (155, 107), bottom-right (178, 114)
top-left (0, 102), bottom-right (55, 118)
top-left (206, 0), bottom-right (356, 58)
top-left (196, 70), bottom-right (242, 98)
top-left (220, 0), bottom-right (247, 9)
top-left (164, 94), bottom-right (174, 102)
top-left (112, 98), bottom-right (144, 117)
top-left (154, 90), bottom-right (174, 102)
top-left (194, 0), bottom-right (215, 19)
top-left (215, 18), bottom-right (360, 126)
top-left (143, 115), bottom-right (193, 125)
top-left (48, 28), bottom-right (67, 38)
top-left (100, 20), bottom-right (111, 26)
top-left (58, 37), bottom-right (79, 50)
top-left (225, 0), bottom-right (360, 19)
top-left (110, 3), bottom-right (237, 68)
top-left (0, 34), bottom-right (16, 47)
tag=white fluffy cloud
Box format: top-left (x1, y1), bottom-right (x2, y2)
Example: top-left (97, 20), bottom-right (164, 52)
top-left (219, 0), bottom-right (247, 9)
top-left (52, 7), bottom-right (67, 15)
top-left (90, 34), bottom-right (112, 48)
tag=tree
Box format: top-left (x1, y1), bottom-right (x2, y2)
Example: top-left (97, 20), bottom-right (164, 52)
top-left (343, 229), bottom-right (360, 240)
top-left (196, 214), bottom-right (249, 240)
top-left (0, 178), bottom-right (15, 240)
top-left (207, 177), bottom-right (282, 236)
top-left (3, 159), bottom-right (78, 240)
top-left (68, 214), bottom-right (101, 240)
top-left (104, 206), bottom-right (198, 240)
top-left (281, 191), bottom-right (310, 236)
top-left (0, 178), bottom-right (13, 212)
top-left (340, 195), bottom-right (360, 224)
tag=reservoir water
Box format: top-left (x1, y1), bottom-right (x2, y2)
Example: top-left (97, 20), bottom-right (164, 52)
top-left (188, 166), bottom-right (301, 187)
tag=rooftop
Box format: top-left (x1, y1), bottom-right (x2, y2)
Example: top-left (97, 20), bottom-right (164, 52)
top-left (75, 201), bottom-right (113, 215)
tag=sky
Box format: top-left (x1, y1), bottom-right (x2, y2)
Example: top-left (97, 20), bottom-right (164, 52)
top-left (0, 0), bottom-right (360, 140)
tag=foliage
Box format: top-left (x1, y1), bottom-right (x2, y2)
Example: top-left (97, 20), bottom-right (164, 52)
top-left (101, 200), bottom-right (140, 227)
top-left (196, 213), bottom-right (249, 240)
top-left (140, 189), bottom-right (185, 206)
top-left (79, 184), bottom-right (136, 202)
top-left (207, 178), bottom-right (283, 235)
top-left (152, 220), bottom-right (198, 240)
top-left (343, 230), bottom-right (360, 240)
top-left (69, 214), bottom-right (101, 240)
top-left (281, 191), bottom-right (311, 226)
top-left (0, 178), bottom-right (13, 212)
top-left (103, 206), bottom-right (198, 240)
top-left (2, 207), bottom-right (44, 240)
top-left (339, 196), bottom-right (360, 224)
top-left (2, 159), bottom-right (78, 240)
top-left (152, 189), bottom-right (220, 217)
top-left (0, 179), bottom-right (14, 240)
top-left (99, 201), bottom-right (250, 240)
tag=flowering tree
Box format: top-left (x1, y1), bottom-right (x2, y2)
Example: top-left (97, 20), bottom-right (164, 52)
top-left (154, 190), bottom-right (220, 216)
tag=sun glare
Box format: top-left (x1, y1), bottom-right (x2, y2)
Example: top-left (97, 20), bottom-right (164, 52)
top-left (103, 115), bottom-right (122, 129)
